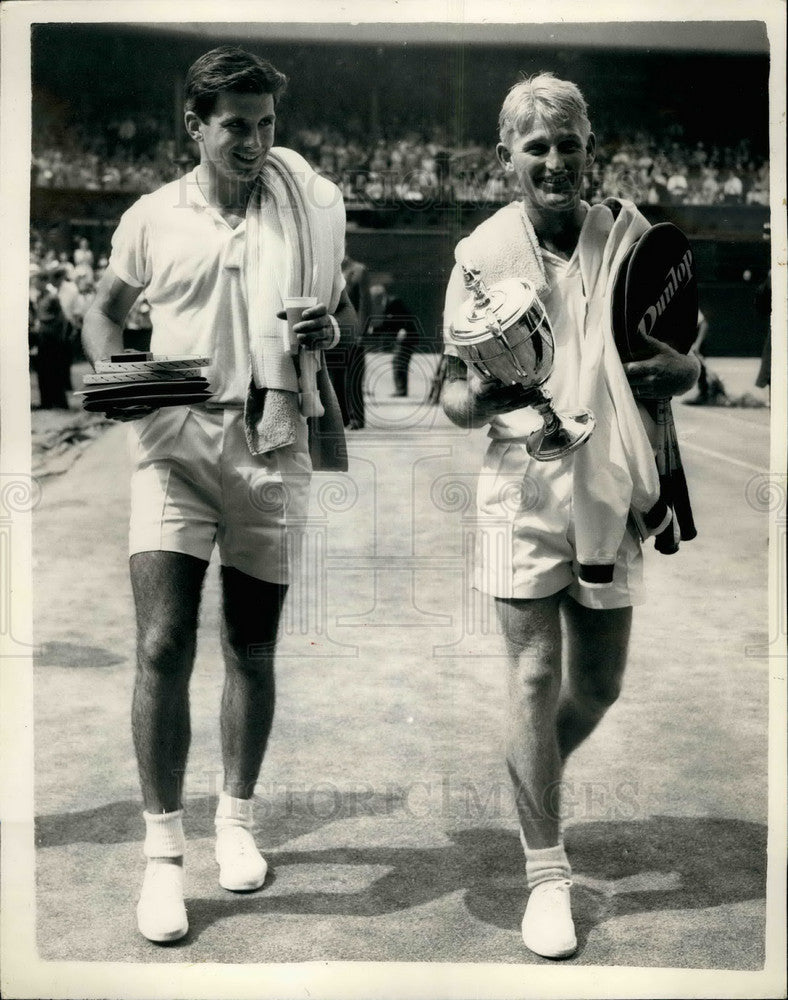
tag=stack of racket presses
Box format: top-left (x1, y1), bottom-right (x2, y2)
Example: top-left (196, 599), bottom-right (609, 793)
top-left (78, 353), bottom-right (213, 413)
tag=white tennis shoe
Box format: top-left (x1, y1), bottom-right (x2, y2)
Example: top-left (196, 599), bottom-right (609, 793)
top-left (136, 861), bottom-right (188, 943)
top-left (521, 878), bottom-right (577, 959)
top-left (215, 826), bottom-right (268, 891)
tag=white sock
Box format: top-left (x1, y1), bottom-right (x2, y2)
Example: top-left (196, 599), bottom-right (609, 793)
top-left (522, 838), bottom-right (572, 889)
top-left (142, 809), bottom-right (185, 858)
top-left (215, 791), bottom-right (254, 832)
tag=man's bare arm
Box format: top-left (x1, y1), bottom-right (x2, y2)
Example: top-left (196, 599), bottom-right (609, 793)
top-left (82, 266), bottom-right (143, 368)
top-left (81, 267), bottom-right (152, 421)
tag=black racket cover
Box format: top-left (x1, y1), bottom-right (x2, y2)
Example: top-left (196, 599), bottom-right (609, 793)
top-left (612, 223), bottom-right (698, 362)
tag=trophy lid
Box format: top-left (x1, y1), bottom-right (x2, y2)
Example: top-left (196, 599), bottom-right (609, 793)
top-left (451, 265), bottom-right (536, 343)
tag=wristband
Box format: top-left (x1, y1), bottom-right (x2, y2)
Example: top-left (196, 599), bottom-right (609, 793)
top-left (325, 315), bottom-right (341, 350)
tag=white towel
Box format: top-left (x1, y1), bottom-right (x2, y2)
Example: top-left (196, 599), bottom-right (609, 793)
top-left (243, 148), bottom-right (346, 455)
top-left (455, 201), bottom-right (548, 297)
top-left (572, 202), bottom-right (662, 583)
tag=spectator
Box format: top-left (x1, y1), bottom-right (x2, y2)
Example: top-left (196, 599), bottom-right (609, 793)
top-left (31, 264), bottom-right (72, 409)
top-left (666, 166), bottom-right (689, 204)
top-left (71, 273), bottom-right (96, 334)
top-left (57, 268), bottom-right (82, 333)
top-left (754, 270), bottom-right (771, 398)
top-left (94, 255), bottom-right (109, 283)
top-left (746, 164), bottom-right (769, 206)
top-left (721, 168), bottom-right (744, 203)
top-left (683, 309), bottom-right (730, 406)
top-left (57, 251), bottom-right (76, 280)
top-left (368, 284), bottom-right (420, 397)
top-left (699, 167), bottom-right (721, 205)
top-left (324, 254), bottom-right (371, 429)
top-left (73, 236), bottom-right (94, 271)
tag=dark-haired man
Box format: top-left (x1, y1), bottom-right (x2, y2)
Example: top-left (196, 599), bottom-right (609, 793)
top-left (83, 46), bottom-right (356, 943)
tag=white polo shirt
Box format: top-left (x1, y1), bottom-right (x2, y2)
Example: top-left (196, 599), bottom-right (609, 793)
top-left (110, 169), bottom-right (267, 404)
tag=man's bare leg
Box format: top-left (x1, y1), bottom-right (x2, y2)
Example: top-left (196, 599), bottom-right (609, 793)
top-left (130, 550), bottom-right (208, 941)
top-left (131, 551), bottom-right (207, 812)
top-left (214, 565), bottom-right (287, 891)
top-left (496, 592), bottom-right (576, 958)
top-left (556, 596), bottom-right (632, 763)
top-left (497, 593), bottom-right (564, 848)
top-left (219, 565), bottom-right (286, 797)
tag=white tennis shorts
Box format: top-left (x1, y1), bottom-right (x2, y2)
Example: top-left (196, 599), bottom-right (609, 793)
top-left (473, 439), bottom-right (644, 610)
top-left (127, 405), bottom-right (311, 584)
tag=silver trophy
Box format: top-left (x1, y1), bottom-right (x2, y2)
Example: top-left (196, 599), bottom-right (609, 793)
top-left (449, 264), bottom-right (595, 461)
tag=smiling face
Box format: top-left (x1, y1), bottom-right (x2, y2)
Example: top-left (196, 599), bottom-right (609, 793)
top-left (186, 90), bottom-right (276, 183)
top-left (497, 118), bottom-right (595, 215)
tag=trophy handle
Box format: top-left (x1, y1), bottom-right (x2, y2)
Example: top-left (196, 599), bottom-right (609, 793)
top-left (526, 387), bottom-right (595, 461)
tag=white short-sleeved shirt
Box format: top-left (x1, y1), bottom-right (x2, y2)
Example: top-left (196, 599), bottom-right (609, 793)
top-left (443, 248), bottom-right (587, 440)
top-left (110, 168), bottom-right (349, 405)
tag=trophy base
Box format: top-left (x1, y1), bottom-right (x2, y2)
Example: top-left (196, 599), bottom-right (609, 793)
top-left (526, 409), bottom-right (595, 462)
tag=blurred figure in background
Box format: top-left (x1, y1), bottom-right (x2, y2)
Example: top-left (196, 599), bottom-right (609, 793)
top-left (57, 266), bottom-right (82, 340)
top-left (94, 255), bottom-right (109, 284)
top-left (666, 165), bottom-right (688, 204)
top-left (367, 283), bottom-right (420, 397)
top-left (28, 266), bottom-right (41, 371)
top-left (683, 308), bottom-right (730, 406)
top-left (71, 273), bottom-right (97, 346)
top-left (57, 251), bottom-right (76, 280)
top-left (344, 254), bottom-right (371, 428)
top-left (31, 264), bottom-right (72, 409)
top-left (325, 253), bottom-right (371, 429)
top-left (721, 168), bottom-right (744, 204)
top-left (73, 235), bottom-right (94, 274)
top-left (754, 269), bottom-right (771, 402)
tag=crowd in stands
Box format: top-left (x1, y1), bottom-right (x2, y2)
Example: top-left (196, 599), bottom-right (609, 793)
top-left (28, 234), bottom-right (101, 407)
top-left (28, 227), bottom-right (157, 408)
top-left (30, 236), bottom-right (104, 315)
top-left (31, 113), bottom-right (185, 192)
top-left (32, 145), bottom-right (186, 193)
top-left (32, 114), bottom-right (769, 207)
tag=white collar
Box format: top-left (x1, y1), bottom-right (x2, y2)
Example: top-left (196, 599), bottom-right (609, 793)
top-left (180, 168), bottom-right (209, 212)
top-left (181, 169), bottom-right (253, 234)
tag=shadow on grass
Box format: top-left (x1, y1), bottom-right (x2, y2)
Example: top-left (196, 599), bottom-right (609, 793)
top-left (36, 794), bottom-right (766, 960)
top-left (33, 640), bottom-right (127, 669)
top-left (35, 791), bottom-right (407, 848)
top-left (184, 817), bottom-right (766, 952)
